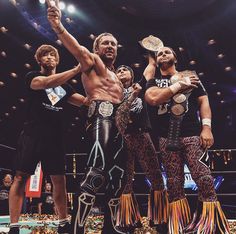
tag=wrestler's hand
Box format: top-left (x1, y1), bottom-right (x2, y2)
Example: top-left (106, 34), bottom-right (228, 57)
top-left (46, 0), bottom-right (62, 30)
top-left (130, 83), bottom-right (142, 99)
top-left (147, 52), bottom-right (157, 66)
top-left (178, 75), bottom-right (200, 91)
top-left (200, 126), bottom-right (214, 149)
top-left (82, 97), bottom-right (90, 106)
top-left (73, 64), bottom-right (81, 74)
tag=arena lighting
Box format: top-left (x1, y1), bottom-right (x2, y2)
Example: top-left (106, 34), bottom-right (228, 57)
top-left (24, 63), bottom-right (32, 69)
top-left (56, 39), bottom-right (62, 45)
top-left (89, 34), bottom-right (96, 40)
top-left (217, 91), bottom-right (221, 96)
top-left (198, 72), bottom-right (204, 76)
top-left (0, 27), bottom-right (8, 33)
top-left (67, 4), bottom-right (75, 14)
top-left (217, 53), bottom-right (224, 59)
top-left (9, 0), bottom-right (17, 5)
top-left (208, 39), bottom-right (216, 45)
top-left (225, 66), bottom-right (232, 72)
top-left (10, 72), bottom-right (18, 78)
top-left (1, 51), bottom-right (7, 57)
top-left (189, 60), bottom-right (196, 65)
top-left (71, 79), bottom-right (78, 84)
top-left (133, 63), bottom-right (141, 68)
top-left (24, 43), bottom-right (31, 50)
top-left (65, 17), bottom-right (72, 23)
top-left (19, 98), bottom-right (25, 103)
top-left (39, 0), bottom-right (46, 4)
top-left (59, 1), bottom-right (66, 10)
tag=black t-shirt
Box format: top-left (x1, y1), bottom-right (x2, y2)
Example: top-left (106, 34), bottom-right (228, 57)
top-left (0, 185), bottom-right (10, 215)
top-left (39, 192), bottom-right (54, 214)
top-left (146, 75), bottom-right (207, 137)
top-left (24, 71), bottom-right (75, 135)
top-left (125, 76), bottom-right (151, 133)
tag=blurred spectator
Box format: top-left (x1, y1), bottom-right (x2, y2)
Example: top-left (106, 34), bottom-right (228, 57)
top-left (0, 174), bottom-right (13, 215)
top-left (38, 182), bottom-right (55, 215)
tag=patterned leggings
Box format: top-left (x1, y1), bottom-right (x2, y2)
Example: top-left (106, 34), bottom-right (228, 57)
top-left (159, 136), bottom-right (217, 203)
top-left (123, 131), bottom-right (164, 193)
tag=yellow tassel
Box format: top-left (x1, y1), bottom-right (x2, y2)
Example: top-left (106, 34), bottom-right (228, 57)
top-left (168, 198), bottom-right (191, 234)
top-left (148, 189), bottom-right (169, 224)
top-left (194, 201), bottom-right (230, 234)
top-left (116, 193), bottom-right (141, 227)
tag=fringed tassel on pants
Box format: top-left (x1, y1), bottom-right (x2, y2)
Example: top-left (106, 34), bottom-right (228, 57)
top-left (184, 201), bottom-right (230, 234)
top-left (116, 193), bottom-right (141, 229)
top-left (148, 189), bottom-right (169, 225)
top-left (169, 198), bottom-right (191, 234)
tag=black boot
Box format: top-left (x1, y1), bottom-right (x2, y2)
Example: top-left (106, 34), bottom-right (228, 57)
top-left (8, 227), bottom-right (19, 234)
top-left (150, 221), bottom-right (168, 234)
top-left (57, 222), bottom-right (72, 234)
top-left (102, 198), bottom-right (128, 234)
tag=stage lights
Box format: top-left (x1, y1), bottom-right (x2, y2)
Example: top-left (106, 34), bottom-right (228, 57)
top-left (1, 51), bottom-right (7, 57)
top-left (208, 39), bottom-right (216, 45)
top-left (0, 27), bottom-right (8, 33)
top-left (59, 2), bottom-right (66, 10)
top-left (89, 34), bottom-right (96, 40)
top-left (39, 0), bottom-right (76, 14)
top-left (133, 63), bottom-right (141, 68)
top-left (225, 66), bottom-right (232, 72)
top-left (24, 63), bottom-right (32, 69)
top-left (67, 4), bottom-right (75, 14)
top-left (217, 53), bottom-right (224, 59)
top-left (24, 43), bottom-right (32, 50)
top-left (10, 72), bottom-right (18, 78)
top-left (198, 72), bottom-right (204, 77)
top-left (189, 60), bottom-right (196, 65)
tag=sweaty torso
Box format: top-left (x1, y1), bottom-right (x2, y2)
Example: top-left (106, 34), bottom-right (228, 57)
top-left (82, 68), bottom-right (124, 104)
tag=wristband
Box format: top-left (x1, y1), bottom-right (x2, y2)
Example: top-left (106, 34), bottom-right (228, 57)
top-left (169, 82), bottom-right (182, 94)
top-left (202, 118), bottom-right (211, 128)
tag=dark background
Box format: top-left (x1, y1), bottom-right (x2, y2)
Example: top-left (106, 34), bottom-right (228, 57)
top-left (0, 0), bottom-right (236, 217)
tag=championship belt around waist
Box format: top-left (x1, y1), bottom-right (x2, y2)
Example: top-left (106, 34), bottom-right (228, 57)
top-left (166, 70), bottom-right (197, 151)
top-left (88, 100), bottom-right (115, 118)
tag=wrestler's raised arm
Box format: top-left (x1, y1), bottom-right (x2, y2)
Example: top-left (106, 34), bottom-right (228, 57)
top-left (46, 0), bottom-right (94, 72)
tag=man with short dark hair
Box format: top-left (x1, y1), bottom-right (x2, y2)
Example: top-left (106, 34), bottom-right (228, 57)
top-left (8, 44), bottom-right (87, 234)
top-left (145, 46), bottom-right (230, 234)
top-left (38, 182), bottom-right (55, 215)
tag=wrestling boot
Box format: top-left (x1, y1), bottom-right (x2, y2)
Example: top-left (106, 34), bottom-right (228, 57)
top-left (184, 201), bottom-right (230, 234)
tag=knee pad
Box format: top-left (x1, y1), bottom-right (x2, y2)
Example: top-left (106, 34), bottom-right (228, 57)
top-left (80, 167), bottom-right (105, 195)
